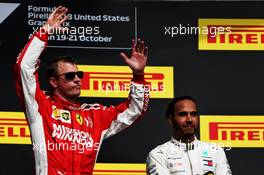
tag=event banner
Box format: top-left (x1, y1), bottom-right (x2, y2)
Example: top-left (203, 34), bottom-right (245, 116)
top-left (3, 112), bottom-right (264, 148)
top-left (199, 19), bottom-right (264, 50)
top-left (78, 65), bottom-right (174, 98)
top-left (200, 115), bottom-right (264, 147)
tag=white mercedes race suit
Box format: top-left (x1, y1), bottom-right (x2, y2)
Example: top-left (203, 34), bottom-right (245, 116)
top-left (146, 137), bottom-right (232, 175)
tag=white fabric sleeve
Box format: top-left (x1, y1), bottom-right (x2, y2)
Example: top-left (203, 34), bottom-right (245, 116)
top-left (146, 150), bottom-right (171, 175)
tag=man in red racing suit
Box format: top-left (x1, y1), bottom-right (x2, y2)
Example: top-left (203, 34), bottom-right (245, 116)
top-left (14, 6), bottom-right (149, 175)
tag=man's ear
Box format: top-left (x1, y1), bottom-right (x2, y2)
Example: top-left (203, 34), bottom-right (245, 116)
top-left (49, 77), bottom-right (58, 89)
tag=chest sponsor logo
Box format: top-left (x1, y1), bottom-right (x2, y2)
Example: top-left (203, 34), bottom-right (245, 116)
top-left (202, 150), bottom-right (209, 157)
top-left (52, 106), bottom-right (71, 124)
top-left (52, 123), bottom-right (93, 147)
top-left (203, 159), bottom-right (213, 167)
top-left (166, 159), bottom-right (184, 170)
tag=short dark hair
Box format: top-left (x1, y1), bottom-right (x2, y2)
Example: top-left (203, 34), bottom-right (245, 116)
top-left (46, 56), bottom-right (76, 80)
top-left (165, 96), bottom-right (198, 118)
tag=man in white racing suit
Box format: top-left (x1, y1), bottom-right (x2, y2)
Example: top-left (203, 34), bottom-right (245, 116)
top-left (146, 96), bottom-right (232, 175)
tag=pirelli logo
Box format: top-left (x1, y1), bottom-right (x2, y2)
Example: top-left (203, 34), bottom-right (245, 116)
top-left (93, 163), bottom-right (146, 174)
top-left (198, 19), bottom-right (264, 50)
top-left (78, 65), bottom-right (174, 98)
top-left (0, 112), bottom-right (31, 144)
top-left (200, 115), bottom-right (264, 147)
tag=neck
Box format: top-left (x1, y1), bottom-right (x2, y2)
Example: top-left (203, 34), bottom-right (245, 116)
top-left (172, 132), bottom-right (195, 143)
top-left (53, 91), bottom-right (76, 103)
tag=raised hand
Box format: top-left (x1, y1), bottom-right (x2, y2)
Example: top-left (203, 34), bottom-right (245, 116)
top-left (42, 6), bottom-right (69, 34)
top-left (120, 39), bottom-right (148, 75)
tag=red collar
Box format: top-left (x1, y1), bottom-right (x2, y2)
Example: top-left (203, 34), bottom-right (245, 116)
top-left (51, 94), bottom-right (81, 110)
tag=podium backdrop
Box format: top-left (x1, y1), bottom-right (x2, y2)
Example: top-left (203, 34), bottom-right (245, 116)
top-left (1, 1), bottom-right (264, 174)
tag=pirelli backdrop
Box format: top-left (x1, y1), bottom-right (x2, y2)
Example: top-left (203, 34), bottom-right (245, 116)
top-left (1, 1), bottom-right (264, 174)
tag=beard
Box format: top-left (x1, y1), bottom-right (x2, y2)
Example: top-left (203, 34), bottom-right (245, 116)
top-left (173, 122), bottom-right (196, 139)
top-left (183, 126), bottom-right (195, 135)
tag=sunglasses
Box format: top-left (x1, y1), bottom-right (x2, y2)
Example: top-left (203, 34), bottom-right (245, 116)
top-left (56, 71), bottom-right (84, 80)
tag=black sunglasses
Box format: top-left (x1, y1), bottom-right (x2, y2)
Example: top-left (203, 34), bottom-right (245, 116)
top-left (56, 71), bottom-right (84, 80)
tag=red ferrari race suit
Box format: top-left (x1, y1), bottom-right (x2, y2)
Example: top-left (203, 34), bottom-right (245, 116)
top-left (14, 30), bottom-right (149, 175)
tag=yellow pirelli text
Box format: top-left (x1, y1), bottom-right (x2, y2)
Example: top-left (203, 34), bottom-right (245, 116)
top-left (199, 19), bottom-right (264, 50)
top-left (0, 112), bottom-right (31, 144)
top-left (78, 65), bottom-right (174, 98)
top-left (200, 115), bottom-right (264, 147)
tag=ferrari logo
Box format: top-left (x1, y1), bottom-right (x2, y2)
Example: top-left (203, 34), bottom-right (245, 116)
top-left (76, 114), bottom-right (83, 125)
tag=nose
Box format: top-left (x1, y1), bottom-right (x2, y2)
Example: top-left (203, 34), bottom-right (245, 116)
top-left (186, 113), bottom-right (193, 123)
